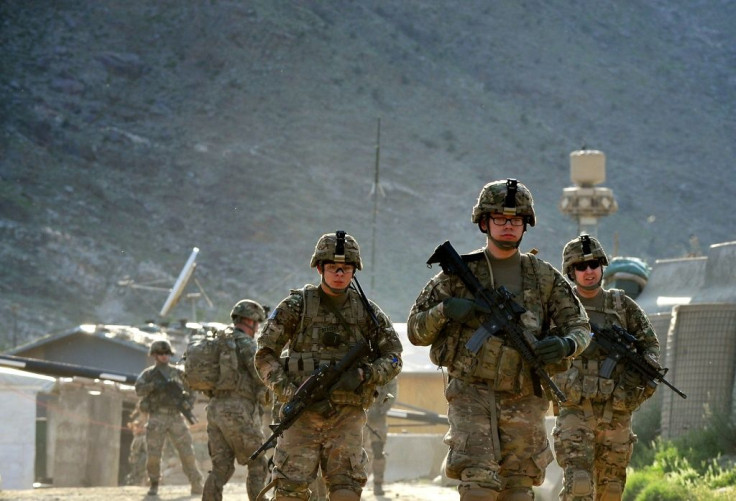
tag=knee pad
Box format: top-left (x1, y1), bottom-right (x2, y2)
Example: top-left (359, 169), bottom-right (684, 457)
top-left (274, 478), bottom-right (310, 500)
top-left (568, 469), bottom-right (593, 497)
top-left (598, 480), bottom-right (623, 501)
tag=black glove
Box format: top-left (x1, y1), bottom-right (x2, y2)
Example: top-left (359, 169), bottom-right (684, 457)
top-left (443, 298), bottom-right (490, 324)
top-left (534, 337), bottom-right (575, 364)
top-left (332, 368), bottom-right (364, 392)
top-left (621, 370), bottom-right (643, 388)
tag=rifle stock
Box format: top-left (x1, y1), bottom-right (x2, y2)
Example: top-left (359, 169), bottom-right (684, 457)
top-left (427, 241), bottom-right (566, 402)
top-left (590, 322), bottom-right (686, 399)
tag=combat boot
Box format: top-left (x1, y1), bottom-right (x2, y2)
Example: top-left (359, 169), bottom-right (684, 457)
top-left (374, 482), bottom-right (385, 496)
top-left (190, 480), bottom-right (204, 495)
top-left (147, 480), bottom-right (159, 496)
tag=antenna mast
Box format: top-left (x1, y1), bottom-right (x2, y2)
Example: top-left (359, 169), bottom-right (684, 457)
top-left (370, 118), bottom-right (383, 293)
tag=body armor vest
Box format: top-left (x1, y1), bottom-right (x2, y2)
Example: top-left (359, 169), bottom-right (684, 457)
top-left (282, 284), bottom-right (376, 408)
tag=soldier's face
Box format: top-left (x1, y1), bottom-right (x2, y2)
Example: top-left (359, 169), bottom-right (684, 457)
top-left (573, 260), bottom-right (603, 289)
top-left (319, 262), bottom-right (354, 293)
top-left (154, 352), bottom-right (171, 363)
top-left (483, 212), bottom-right (524, 244)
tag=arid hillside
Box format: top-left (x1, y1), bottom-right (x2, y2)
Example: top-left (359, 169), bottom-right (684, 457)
top-left (1, 1), bottom-right (733, 346)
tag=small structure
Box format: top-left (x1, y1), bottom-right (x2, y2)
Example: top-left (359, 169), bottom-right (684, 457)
top-left (0, 367), bottom-right (55, 489)
top-left (637, 241), bottom-right (736, 439)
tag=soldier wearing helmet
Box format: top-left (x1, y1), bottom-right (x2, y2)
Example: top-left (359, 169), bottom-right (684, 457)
top-left (203, 299), bottom-right (269, 501)
top-left (552, 235), bottom-right (660, 501)
top-left (255, 231), bottom-right (402, 501)
top-left (135, 338), bottom-right (203, 496)
top-left (407, 179), bottom-right (591, 501)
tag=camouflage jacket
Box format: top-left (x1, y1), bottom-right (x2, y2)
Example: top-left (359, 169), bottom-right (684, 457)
top-left (135, 363), bottom-right (193, 412)
top-left (407, 247), bottom-right (590, 386)
top-left (255, 284), bottom-right (403, 407)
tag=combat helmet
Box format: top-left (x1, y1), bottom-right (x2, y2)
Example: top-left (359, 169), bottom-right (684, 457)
top-left (149, 339), bottom-right (174, 356)
top-left (562, 234), bottom-right (609, 276)
top-left (310, 230), bottom-right (363, 270)
top-left (472, 178), bottom-right (536, 228)
top-left (230, 299), bottom-right (266, 323)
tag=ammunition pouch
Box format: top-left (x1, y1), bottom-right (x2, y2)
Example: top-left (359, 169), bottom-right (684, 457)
top-left (430, 323), bottom-right (462, 368)
top-left (330, 384), bottom-right (375, 409)
top-left (469, 337), bottom-right (524, 393)
top-left (552, 365), bottom-right (582, 405)
top-left (611, 384), bottom-right (651, 412)
top-left (215, 343), bottom-right (240, 391)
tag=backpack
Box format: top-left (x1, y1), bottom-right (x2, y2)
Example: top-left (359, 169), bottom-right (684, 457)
top-left (182, 327), bottom-right (239, 392)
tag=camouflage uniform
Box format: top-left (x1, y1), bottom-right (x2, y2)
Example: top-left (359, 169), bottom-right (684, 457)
top-left (135, 343), bottom-right (203, 495)
top-left (203, 325), bottom-right (269, 501)
top-left (255, 231), bottom-right (403, 501)
top-left (126, 426), bottom-right (148, 486)
top-left (407, 179), bottom-right (590, 501)
top-left (363, 378), bottom-right (398, 495)
top-left (552, 236), bottom-right (660, 501)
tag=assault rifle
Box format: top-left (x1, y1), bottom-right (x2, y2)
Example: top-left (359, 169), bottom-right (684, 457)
top-left (590, 322), bottom-right (687, 399)
top-left (151, 369), bottom-right (199, 424)
top-left (250, 339), bottom-right (372, 460)
top-left (427, 241), bottom-right (567, 402)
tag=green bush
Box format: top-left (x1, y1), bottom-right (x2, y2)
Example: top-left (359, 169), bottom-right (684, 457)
top-left (634, 480), bottom-right (691, 500)
top-left (624, 469), bottom-right (661, 501)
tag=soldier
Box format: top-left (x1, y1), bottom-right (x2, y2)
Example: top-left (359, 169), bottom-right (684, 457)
top-left (407, 179), bottom-right (591, 501)
top-left (553, 235), bottom-right (660, 500)
top-left (255, 230), bottom-right (403, 501)
top-left (202, 299), bottom-right (270, 501)
top-left (363, 378), bottom-right (398, 496)
top-left (125, 407), bottom-right (148, 486)
top-left (135, 339), bottom-right (203, 496)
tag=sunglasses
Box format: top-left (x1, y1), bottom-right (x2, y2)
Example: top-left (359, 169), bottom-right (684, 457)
top-left (573, 260), bottom-right (601, 272)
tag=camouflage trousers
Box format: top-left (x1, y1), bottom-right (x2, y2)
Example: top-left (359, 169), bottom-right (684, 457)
top-left (145, 408), bottom-right (202, 485)
top-left (203, 396), bottom-right (267, 501)
top-left (125, 435), bottom-right (147, 485)
top-left (553, 402), bottom-right (635, 501)
top-left (363, 411), bottom-right (389, 485)
top-left (443, 378), bottom-right (553, 498)
top-left (271, 405), bottom-right (367, 500)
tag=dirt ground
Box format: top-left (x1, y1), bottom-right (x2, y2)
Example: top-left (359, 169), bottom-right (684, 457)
top-left (0, 480), bottom-right (458, 500)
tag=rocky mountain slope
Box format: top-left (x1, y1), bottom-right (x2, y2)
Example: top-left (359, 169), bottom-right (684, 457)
top-left (1, 0), bottom-right (734, 347)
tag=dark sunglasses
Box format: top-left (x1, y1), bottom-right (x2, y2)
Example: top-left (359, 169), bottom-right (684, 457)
top-left (573, 260), bottom-right (601, 272)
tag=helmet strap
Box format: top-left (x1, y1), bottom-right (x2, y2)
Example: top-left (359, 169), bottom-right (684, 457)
top-left (489, 233), bottom-right (523, 250)
top-left (577, 279), bottom-right (602, 292)
top-left (320, 274), bottom-right (349, 295)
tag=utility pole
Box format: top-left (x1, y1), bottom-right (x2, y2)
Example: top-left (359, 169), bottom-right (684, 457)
top-left (370, 118), bottom-right (384, 293)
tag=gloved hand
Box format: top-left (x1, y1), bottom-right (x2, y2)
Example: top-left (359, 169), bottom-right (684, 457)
top-left (272, 379), bottom-right (297, 401)
top-left (332, 368), bottom-right (364, 392)
top-left (534, 337), bottom-right (574, 364)
top-left (443, 298), bottom-right (490, 324)
top-left (621, 370), bottom-right (643, 388)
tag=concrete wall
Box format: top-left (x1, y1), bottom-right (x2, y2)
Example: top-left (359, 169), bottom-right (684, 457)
top-left (52, 381), bottom-right (125, 486)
